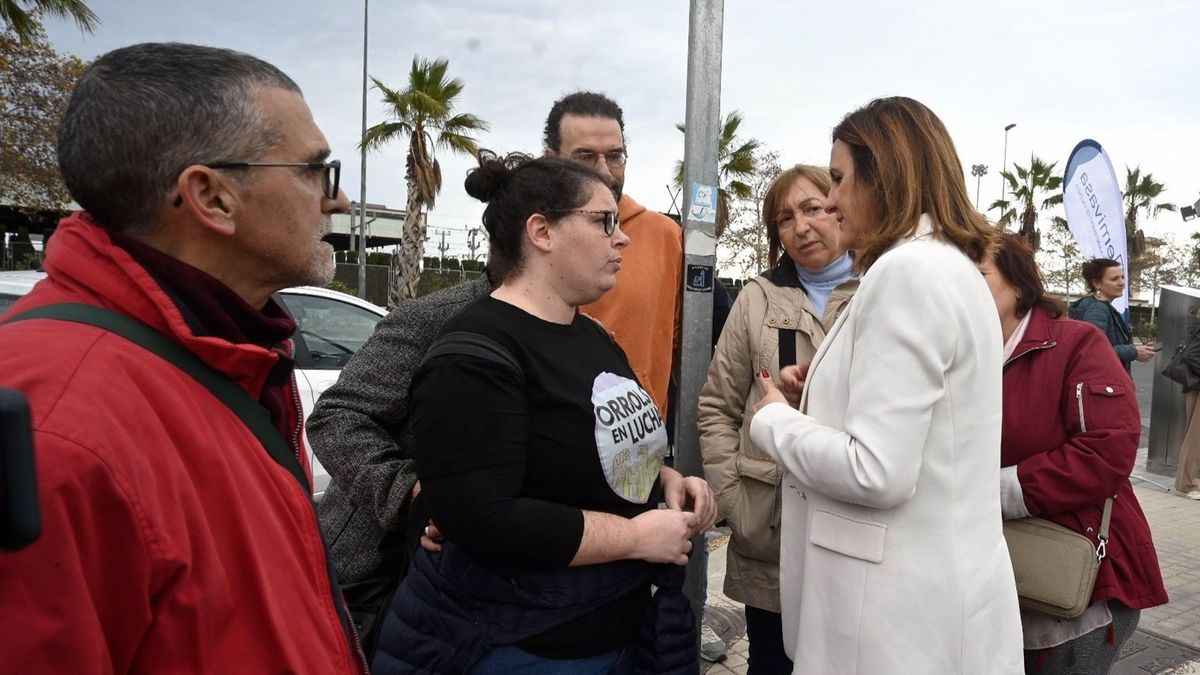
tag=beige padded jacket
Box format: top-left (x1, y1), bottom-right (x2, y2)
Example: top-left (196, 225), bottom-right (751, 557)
top-left (698, 267), bottom-right (857, 612)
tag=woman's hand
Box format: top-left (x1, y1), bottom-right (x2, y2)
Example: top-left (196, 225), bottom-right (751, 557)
top-left (629, 509), bottom-right (697, 565)
top-left (660, 466), bottom-right (718, 535)
top-left (777, 362), bottom-right (810, 406)
top-left (754, 369), bottom-right (790, 412)
top-left (420, 520), bottom-right (443, 553)
top-left (1135, 344), bottom-right (1156, 363)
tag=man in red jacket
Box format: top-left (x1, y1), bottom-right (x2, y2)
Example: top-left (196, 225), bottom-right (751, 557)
top-left (0, 43), bottom-right (366, 673)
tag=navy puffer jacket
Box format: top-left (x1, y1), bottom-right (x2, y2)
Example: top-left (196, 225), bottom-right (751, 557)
top-left (372, 541), bottom-right (697, 675)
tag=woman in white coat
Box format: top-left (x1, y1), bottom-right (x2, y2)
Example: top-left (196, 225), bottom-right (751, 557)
top-left (751, 96), bottom-right (1023, 674)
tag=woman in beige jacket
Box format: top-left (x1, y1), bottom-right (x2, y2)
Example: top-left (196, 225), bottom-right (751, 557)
top-left (698, 164), bottom-right (856, 674)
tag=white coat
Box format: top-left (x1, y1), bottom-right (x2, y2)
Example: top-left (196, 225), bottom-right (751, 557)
top-left (750, 217), bottom-right (1023, 674)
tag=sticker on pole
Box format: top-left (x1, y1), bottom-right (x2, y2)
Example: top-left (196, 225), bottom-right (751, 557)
top-left (686, 264), bottom-right (714, 293)
top-left (688, 183), bottom-right (718, 224)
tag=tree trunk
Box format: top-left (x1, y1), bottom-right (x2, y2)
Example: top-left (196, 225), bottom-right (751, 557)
top-left (388, 175), bottom-right (427, 308)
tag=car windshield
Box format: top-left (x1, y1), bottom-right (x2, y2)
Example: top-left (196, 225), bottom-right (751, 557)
top-left (277, 292), bottom-right (382, 361)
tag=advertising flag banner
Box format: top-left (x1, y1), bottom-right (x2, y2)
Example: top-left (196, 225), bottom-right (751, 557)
top-left (1062, 139), bottom-right (1129, 313)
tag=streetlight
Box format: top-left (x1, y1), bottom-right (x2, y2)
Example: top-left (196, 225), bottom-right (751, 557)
top-left (355, 0), bottom-right (370, 299)
top-left (971, 164), bottom-right (988, 210)
top-left (1000, 123), bottom-right (1016, 207)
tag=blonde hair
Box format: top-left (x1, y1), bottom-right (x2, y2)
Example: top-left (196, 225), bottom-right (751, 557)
top-left (762, 164), bottom-right (833, 270)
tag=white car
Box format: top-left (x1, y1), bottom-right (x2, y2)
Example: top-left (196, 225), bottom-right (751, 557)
top-left (0, 270), bottom-right (386, 499)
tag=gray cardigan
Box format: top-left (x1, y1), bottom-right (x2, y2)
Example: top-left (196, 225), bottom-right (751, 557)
top-left (310, 278), bottom-right (492, 582)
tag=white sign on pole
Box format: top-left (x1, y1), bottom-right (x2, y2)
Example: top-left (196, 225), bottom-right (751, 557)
top-left (1062, 139), bottom-right (1129, 314)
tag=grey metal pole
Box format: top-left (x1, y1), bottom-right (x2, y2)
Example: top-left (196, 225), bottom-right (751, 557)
top-left (678, 0), bottom-right (723, 630)
top-left (1000, 123), bottom-right (1015, 208)
top-left (356, 0), bottom-right (370, 299)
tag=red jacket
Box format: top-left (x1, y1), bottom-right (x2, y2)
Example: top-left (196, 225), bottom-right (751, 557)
top-left (1002, 306), bottom-right (1167, 610)
top-left (0, 214), bottom-right (365, 674)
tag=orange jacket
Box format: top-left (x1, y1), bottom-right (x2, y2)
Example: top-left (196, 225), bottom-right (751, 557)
top-left (582, 195), bottom-right (682, 416)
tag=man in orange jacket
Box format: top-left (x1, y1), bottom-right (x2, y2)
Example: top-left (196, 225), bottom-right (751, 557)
top-left (544, 91), bottom-right (683, 418)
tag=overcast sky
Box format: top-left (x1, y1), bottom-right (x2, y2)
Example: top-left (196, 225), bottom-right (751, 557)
top-left (42, 0), bottom-right (1200, 266)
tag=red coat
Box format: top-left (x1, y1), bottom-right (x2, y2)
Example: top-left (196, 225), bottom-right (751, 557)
top-left (1002, 306), bottom-right (1167, 610)
top-left (0, 214), bottom-right (365, 674)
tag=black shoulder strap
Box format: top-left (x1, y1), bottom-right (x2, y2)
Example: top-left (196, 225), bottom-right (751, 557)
top-left (1, 303), bottom-right (309, 493)
top-left (420, 330), bottom-right (524, 382)
top-left (778, 328), bottom-right (798, 371)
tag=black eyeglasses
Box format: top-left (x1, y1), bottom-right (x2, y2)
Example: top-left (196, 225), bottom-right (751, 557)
top-left (547, 209), bottom-right (620, 236)
top-left (569, 150), bottom-right (627, 168)
top-left (204, 160), bottom-right (341, 199)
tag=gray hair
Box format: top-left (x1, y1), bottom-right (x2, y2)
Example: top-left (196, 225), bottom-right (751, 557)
top-left (57, 42), bottom-right (302, 233)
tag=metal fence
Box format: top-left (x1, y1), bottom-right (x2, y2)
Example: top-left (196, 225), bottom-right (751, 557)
top-left (332, 262), bottom-right (486, 307)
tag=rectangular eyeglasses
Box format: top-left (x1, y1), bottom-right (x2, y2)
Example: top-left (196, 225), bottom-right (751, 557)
top-left (547, 209), bottom-right (620, 236)
top-left (204, 160), bottom-right (341, 199)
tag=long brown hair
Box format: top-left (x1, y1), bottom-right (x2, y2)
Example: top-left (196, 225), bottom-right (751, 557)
top-left (763, 164), bottom-right (833, 270)
top-left (832, 97), bottom-right (993, 270)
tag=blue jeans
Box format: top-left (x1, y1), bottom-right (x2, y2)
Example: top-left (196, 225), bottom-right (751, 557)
top-left (469, 645), bottom-right (632, 675)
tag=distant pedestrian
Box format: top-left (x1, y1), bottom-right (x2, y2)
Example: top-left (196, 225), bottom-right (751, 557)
top-left (1068, 258), bottom-right (1155, 375)
top-left (1170, 333), bottom-right (1200, 500)
top-left (981, 231), bottom-right (1167, 673)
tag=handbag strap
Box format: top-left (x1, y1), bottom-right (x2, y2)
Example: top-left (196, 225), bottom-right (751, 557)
top-left (1172, 329), bottom-right (1200, 357)
top-left (1, 302), bottom-right (310, 493)
top-left (778, 328), bottom-right (798, 371)
top-left (1096, 496), bottom-right (1114, 562)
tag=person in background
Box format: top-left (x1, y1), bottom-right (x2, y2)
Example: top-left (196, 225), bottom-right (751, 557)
top-left (0, 43), bottom-right (364, 673)
top-left (307, 275), bottom-right (490, 557)
top-left (751, 96), bottom-right (1023, 673)
top-left (372, 152), bottom-right (716, 675)
top-left (1169, 330), bottom-right (1200, 499)
top-left (544, 91), bottom-right (682, 418)
top-left (699, 164), bottom-right (856, 674)
top-left (981, 231), bottom-right (1166, 673)
top-left (1067, 258), bottom-right (1154, 375)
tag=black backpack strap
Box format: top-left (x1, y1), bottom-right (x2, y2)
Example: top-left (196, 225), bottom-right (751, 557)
top-left (420, 330), bottom-right (525, 382)
top-left (2, 303), bottom-right (309, 493)
top-left (778, 328), bottom-right (798, 371)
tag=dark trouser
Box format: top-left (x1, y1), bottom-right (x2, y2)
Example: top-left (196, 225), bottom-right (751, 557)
top-left (744, 605), bottom-right (793, 675)
top-left (1024, 602), bottom-right (1140, 675)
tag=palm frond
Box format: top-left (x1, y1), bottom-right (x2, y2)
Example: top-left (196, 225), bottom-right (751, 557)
top-left (2, 0), bottom-right (99, 41)
top-left (361, 120), bottom-right (412, 151)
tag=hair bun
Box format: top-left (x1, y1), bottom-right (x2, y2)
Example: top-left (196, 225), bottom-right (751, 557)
top-left (464, 149), bottom-right (532, 203)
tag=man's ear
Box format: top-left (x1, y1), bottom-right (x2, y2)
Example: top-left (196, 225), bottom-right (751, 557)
top-left (527, 212), bottom-right (553, 253)
top-left (173, 166), bottom-right (239, 237)
top-left (544, 147), bottom-right (556, 158)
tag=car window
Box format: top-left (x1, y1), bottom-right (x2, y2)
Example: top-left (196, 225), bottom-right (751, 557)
top-left (0, 294), bottom-right (21, 317)
top-left (277, 293), bottom-right (382, 370)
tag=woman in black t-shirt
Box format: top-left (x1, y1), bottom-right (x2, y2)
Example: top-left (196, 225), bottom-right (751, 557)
top-left (375, 152), bottom-right (717, 675)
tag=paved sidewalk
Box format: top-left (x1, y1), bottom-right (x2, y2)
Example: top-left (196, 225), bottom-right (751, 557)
top-left (699, 445), bottom-right (1200, 674)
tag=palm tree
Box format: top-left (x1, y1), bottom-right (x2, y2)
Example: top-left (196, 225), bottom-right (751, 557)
top-left (674, 110), bottom-right (761, 236)
top-left (1123, 166), bottom-right (1177, 293)
top-left (1, 0), bottom-right (98, 42)
top-left (361, 57), bottom-right (488, 307)
top-left (988, 154), bottom-right (1063, 251)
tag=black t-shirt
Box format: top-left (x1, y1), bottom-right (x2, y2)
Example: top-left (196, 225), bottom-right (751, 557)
top-left (410, 296), bottom-right (669, 658)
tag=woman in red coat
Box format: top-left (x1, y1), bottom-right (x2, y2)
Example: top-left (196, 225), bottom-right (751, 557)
top-left (980, 232), bottom-right (1167, 674)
